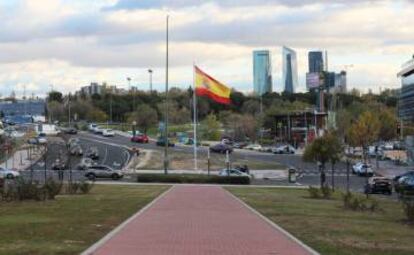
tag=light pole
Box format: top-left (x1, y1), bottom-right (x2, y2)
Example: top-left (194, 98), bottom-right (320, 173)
top-left (148, 69), bottom-right (153, 92)
top-left (164, 15), bottom-right (169, 175)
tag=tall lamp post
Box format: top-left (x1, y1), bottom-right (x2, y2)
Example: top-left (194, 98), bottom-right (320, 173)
top-left (164, 15), bottom-right (169, 175)
top-left (148, 69), bottom-right (153, 92)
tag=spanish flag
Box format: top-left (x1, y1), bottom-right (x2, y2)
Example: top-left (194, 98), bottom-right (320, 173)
top-left (195, 66), bottom-right (231, 105)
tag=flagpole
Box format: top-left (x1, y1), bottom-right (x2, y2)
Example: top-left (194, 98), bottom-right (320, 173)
top-left (193, 64), bottom-right (198, 171)
top-left (163, 15), bottom-right (169, 175)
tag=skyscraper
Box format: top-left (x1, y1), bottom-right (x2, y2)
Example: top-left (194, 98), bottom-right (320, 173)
top-left (253, 50), bottom-right (272, 96)
top-left (282, 46), bottom-right (298, 94)
top-left (308, 51), bottom-right (324, 73)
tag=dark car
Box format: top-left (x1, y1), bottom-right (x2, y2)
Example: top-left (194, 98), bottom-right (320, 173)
top-left (85, 165), bottom-right (124, 181)
top-left (70, 144), bottom-right (83, 156)
top-left (210, 144), bottom-right (233, 154)
top-left (51, 158), bottom-right (66, 170)
top-left (156, 137), bottom-right (175, 147)
top-left (65, 127), bottom-right (78, 134)
top-left (393, 171), bottom-right (414, 192)
top-left (395, 176), bottom-right (414, 195)
top-left (364, 177), bottom-right (392, 195)
top-left (233, 142), bottom-right (248, 149)
top-left (131, 134), bottom-right (149, 143)
top-left (85, 147), bottom-right (99, 160)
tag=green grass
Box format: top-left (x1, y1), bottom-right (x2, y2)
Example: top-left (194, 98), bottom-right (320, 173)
top-left (0, 185), bottom-right (169, 255)
top-left (228, 187), bottom-right (414, 255)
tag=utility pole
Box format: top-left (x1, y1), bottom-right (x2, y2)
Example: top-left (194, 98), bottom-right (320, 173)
top-left (163, 15), bottom-right (169, 175)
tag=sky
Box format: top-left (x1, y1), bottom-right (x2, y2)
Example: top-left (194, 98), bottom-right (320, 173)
top-left (0, 0), bottom-right (413, 98)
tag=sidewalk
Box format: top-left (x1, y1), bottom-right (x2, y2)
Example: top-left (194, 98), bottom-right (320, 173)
top-left (83, 186), bottom-right (317, 255)
top-left (0, 147), bottom-right (43, 171)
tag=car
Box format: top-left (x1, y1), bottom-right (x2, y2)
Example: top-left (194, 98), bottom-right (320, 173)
top-left (244, 144), bottom-right (262, 151)
top-left (233, 142), bottom-right (248, 149)
top-left (69, 144), bottom-right (83, 156)
top-left (272, 145), bottom-right (295, 154)
top-left (27, 138), bottom-right (38, 145)
top-left (102, 129), bottom-right (115, 137)
top-left (85, 165), bottom-right (124, 181)
top-left (394, 171), bottom-right (414, 192)
top-left (67, 137), bottom-right (80, 147)
top-left (185, 138), bottom-right (200, 146)
top-left (131, 134), bottom-right (149, 143)
top-left (88, 123), bottom-right (97, 132)
top-left (218, 169), bottom-right (251, 178)
top-left (64, 127), bottom-right (78, 134)
top-left (0, 167), bottom-right (20, 179)
top-left (76, 157), bottom-right (97, 170)
top-left (93, 126), bottom-right (104, 134)
top-left (209, 143), bottom-right (233, 154)
top-left (364, 177), bottom-right (392, 195)
top-left (395, 176), bottom-right (414, 196)
top-left (85, 147), bottom-right (99, 160)
top-left (352, 162), bottom-right (364, 174)
top-left (51, 158), bottom-right (66, 170)
top-left (221, 138), bottom-right (233, 145)
top-left (156, 137), bottom-right (175, 147)
top-left (354, 163), bottom-right (374, 176)
top-left (36, 133), bottom-right (48, 145)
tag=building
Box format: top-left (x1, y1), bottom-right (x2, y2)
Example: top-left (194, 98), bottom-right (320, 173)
top-left (398, 55), bottom-right (414, 123)
top-left (308, 51), bottom-right (324, 73)
top-left (282, 46), bottom-right (298, 94)
top-left (253, 50), bottom-right (272, 96)
top-left (77, 82), bottom-right (128, 97)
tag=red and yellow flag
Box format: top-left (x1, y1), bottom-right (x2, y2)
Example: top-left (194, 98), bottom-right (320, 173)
top-left (195, 66), bottom-right (231, 105)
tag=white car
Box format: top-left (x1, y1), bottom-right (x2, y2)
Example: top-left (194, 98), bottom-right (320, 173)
top-left (0, 167), bottom-right (20, 179)
top-left (88, 123), bottom-right (97, 132)
top-left (272, 145), bottom-right (295, 154)
top-left (93, 126), bottom-right (104, 134)
top-left (36, 134), bottom-right (48, 145)
top-left (102, 129), bottom-right (115, 137)
top-left (218, 169), bottom-right (251, 178)
top-left (353, 163), bottom-right (374, 176)
top-left (244, 144), bottom-right (262, 151)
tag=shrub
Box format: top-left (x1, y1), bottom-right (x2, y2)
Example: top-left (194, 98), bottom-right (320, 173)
top-left (79, 181), bottom-right (94, 194)
top-left (401, 197), bottom-right (414, 222)
top-left (137, 174), bottom-right (250, 185)
top-left (67, 182), bottom-right (80, 194)
top-left (44, 178), bottom-right (62, 200)
top-left (342, 192), bottom-right (381, 212)
top-left (308, 186), bottom-right (321, 199)
top-left (15, 179), bottom-right (46, 201)
top-left (321, 185), bottom-right (333, 199)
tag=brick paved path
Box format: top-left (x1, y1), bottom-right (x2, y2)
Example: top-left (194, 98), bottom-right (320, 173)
top-left (87, 186), bottom-right (316, 255)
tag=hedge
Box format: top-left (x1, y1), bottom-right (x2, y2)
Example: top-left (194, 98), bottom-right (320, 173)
top-left (137, 174), bottom-right (250, 185)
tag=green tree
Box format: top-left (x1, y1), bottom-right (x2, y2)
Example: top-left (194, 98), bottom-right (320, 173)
top-left (303, 132), bottom-right (343, 188)
top-left (378, 108), bottom-right (397, 141)
top-left (127, 104), bottom-right (158, 134)
top-left (48, 91), bottom-right (63, 103)
top-left (87, 108), bottom-right (108, 122)
top-left (200, 114), bottom-right (221, 141)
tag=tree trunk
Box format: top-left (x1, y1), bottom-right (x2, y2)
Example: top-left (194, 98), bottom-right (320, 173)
top-left (331, 162), bottom-right (335, 191)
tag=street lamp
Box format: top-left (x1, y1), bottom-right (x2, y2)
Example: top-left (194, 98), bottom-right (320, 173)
top-left (148, 69), bottom-right (153, 92)
top-left (132, 121), bottom-right (137, 137)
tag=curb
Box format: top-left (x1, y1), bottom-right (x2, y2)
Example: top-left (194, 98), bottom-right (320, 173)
top-left (80, 186), bottom-right (174, 255)
top-left (223, 187), bottom-right (320, 255)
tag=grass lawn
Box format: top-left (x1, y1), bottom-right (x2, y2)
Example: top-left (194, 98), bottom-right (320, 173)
top-left (228, 187), bottom-right (414, 255)
top-left (0, 185), bottom-right (169, 255)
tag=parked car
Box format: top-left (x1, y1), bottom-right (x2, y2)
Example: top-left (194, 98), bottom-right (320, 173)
top-left (63, 127), bottom-right (78, 134)
top-left (67, 137), bottom-right (80, 147)
top-left (36, 133), bottom-right (48, 145)
top-left (76, 157), bottom-right (97, 170)
top-left (0, 167), bottom-right (20, 179)
top-left (221, 138), bottom-right (233, 145)
top-left (70, 144), bottom-right (83, 156)
top-left (85, 165), bottom-right (124, 180)
top-left (88, 123), bottom-right (97, 132)
top-left (85, 147), bottom-right (99, 160)
top-left (395, 176), bottom-right (414, 195)
top-left (244, 144), bottom-right (262, 151)
top-left (353, 163), bottom-right (374, 176)
top-left (233, 142), bottom-right (248, 149)
top-left (93, 126), bottom-right (104, 134)
top-left (394, 171), bottom-right (414, 193)
top-left (156, 137), bottom-right (175, 147)
top-left (210, 143), bottom-right (233, 154)
top-left (364, 177), bottom-right (392, 195)
top-left (102, 129), bottom-right (115, 137)
top-left (131, 134), bottom-right (149, 143)
top-left (51, 158), bottom-right (66, 170)
top-left (218, 169), bottom-right (251, 178)
top-left (272, 145), bottom-right (295, 154)
top-left (260, 146), bottom-right (273, 153)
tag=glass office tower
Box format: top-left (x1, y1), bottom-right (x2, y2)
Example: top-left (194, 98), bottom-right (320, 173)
top-left (253, 50), bottom-right (272, 96)
top-left (308, 51), bottom-right (324, 73)
top-left (398, 57), bottom-right (414, 122)
top-left (282, 46), bottom-right (298, 94)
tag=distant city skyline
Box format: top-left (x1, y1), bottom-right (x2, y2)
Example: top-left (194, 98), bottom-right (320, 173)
top-left (282, 46), bottom-right (298, 94)
top-left (0, 0), bottom-right (412, 97)
top-left (253, 50), bottom-right (272, 96)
